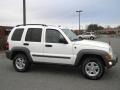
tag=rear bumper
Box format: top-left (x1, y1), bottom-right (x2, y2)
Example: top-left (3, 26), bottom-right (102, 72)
top-left (5, 50), bottom-right (12, 60)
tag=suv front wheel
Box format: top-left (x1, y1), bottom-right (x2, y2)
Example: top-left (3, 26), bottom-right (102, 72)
top-left (81, 57), bottom-right (105, 80)
top-left (13, 54), bottom-right (31, 72)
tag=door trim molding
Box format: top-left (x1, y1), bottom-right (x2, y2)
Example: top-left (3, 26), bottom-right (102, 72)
top-left (32, 54), bottom-right (71, 59)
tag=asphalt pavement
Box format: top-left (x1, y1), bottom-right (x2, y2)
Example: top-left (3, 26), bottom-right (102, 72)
top-left (0, 36), bottom-right (120, 90)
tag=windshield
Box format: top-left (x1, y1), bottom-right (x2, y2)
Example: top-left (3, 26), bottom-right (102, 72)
top-left (62, 29), bottom-right (80, 41)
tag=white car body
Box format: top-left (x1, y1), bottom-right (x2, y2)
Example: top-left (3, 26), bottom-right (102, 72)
top-left (6, 24), bottom-right (118, 80)
top-left (7, 25), bottom-right (113, 65)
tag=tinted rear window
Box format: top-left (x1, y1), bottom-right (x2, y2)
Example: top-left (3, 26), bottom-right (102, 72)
top-left (25, 28), bottom-right (42, 42)
top-left (11, 28), bottom-right (24, 41)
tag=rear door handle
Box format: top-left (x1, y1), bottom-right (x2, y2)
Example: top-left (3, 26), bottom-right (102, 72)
top-left (23, 43), bottom-right (29, 46)
top-left (45, 44), bottom-right (52, 47)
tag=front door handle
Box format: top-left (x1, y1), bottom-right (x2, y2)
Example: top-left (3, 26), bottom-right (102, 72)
top-left (45, 44), bottom-right (52, 47)
top-left (23, 43), bottom-right (29, 46)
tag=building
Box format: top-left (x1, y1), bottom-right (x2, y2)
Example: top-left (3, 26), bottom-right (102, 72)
top-left (0, 26), bottom-right (13, 50)
top-left (0, 26), bottom-right (13, 38)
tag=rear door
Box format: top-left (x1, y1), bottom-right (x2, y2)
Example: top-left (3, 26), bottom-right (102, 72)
top-left (23, 27), bottom-right (44, 62)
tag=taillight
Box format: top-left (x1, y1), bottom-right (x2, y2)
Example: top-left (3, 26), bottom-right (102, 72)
top-left (5, 42), bottom-right (9, 50)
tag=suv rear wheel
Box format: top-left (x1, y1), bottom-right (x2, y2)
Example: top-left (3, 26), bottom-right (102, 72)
top-left (13, 54), bottom-right (31, 72)
top-left (79, 37), bottom-right (83, 40)
top-left (81, 57), bottom-right (104, 80)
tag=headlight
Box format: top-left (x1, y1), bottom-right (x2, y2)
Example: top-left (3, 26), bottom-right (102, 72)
top-left (109, 46), bottom-right (113, 58)
top-left (109, 46), bottom-right (112, 53)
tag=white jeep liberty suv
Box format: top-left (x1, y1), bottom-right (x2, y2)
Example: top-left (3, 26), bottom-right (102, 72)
top-left (6, 24), bottom-right (118, 80)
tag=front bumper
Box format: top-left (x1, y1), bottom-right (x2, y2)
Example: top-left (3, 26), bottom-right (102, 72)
top-left (106, 55), bottom-right (118, 68)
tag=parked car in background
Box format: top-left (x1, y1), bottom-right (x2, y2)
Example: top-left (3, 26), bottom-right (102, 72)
top-left (78, 32), bottom-right (96, 40)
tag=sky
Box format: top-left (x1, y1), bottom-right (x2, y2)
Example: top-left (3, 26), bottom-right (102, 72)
top-left (0, 0), bottom-right (120, 29)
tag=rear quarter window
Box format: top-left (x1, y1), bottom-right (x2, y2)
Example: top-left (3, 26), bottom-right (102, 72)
top-left (11, 28), bottom-right (24, 41)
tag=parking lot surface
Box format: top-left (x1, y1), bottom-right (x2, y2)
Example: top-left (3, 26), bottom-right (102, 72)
top-left (0, 36), bottom-right (120, 90)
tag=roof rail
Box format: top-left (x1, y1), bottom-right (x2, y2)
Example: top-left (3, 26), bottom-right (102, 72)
top-left (16, 24), bottom-right (47, 27)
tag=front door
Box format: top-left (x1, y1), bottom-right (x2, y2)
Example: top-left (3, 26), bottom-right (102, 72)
top-left (43, 29), bottom-right (74, 65)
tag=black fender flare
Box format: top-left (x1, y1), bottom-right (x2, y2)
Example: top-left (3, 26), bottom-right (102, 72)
top-left (74, 49), bottom-right (108, 66)
top-left (11, 47), bottom-right (33, 62)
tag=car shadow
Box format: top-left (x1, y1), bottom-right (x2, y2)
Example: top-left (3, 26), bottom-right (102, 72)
top-left (30, 63), bottom-right (82, 78)
top-left (6, 63), bottom-right (118, 80)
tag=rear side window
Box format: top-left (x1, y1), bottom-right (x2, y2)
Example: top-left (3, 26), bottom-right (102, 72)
top-left (25, 28), bottom-right (42, 42)
top-left (11, 28), bottom-right (24, 41)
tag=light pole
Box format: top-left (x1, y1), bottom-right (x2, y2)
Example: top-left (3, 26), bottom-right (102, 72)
top-left (23, 0), bottom-right (26, 26)
top-left (76, 10), bottom-right (83, 34)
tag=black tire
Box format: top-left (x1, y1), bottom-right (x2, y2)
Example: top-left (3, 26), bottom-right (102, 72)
top-left (81, 57), bottom-right (105, 80)
top-left (79, 37), bottom-right (83, 40)
top-left (90, 37), bottom-right (94, 40)
top-left (13, 54), bottom-right (31, 72)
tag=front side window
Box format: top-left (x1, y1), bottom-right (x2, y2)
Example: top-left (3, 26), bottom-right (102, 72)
top-left (25, 28), bottom-right (42, 42)
top-left (62, 29), bottom-right (80, 41)
top-left (11, 28), bottom-right (24, 41)
top-left (46, 29), bottom-right (66, 43)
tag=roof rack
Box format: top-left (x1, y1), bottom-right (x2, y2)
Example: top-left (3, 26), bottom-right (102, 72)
top-left (16, 24), bottom-right (47, 27)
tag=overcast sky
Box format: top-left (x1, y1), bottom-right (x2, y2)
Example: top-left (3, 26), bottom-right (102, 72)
top-left (0, 0), bottom-right (120, 29)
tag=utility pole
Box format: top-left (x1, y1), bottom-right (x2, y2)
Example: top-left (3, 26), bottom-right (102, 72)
top-left (76, 10), bottom-right (83, 34)
top-left (23, 0), bottom-right (26, 26)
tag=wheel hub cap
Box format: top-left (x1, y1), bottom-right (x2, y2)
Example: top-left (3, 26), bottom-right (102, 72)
top-left (85, 62), bottom-right (100, 76)
top-left (15, 58), bottom-right (25, 70)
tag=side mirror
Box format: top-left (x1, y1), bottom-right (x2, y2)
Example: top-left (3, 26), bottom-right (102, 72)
top-left (59, 38), bottom-right (68, 44)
